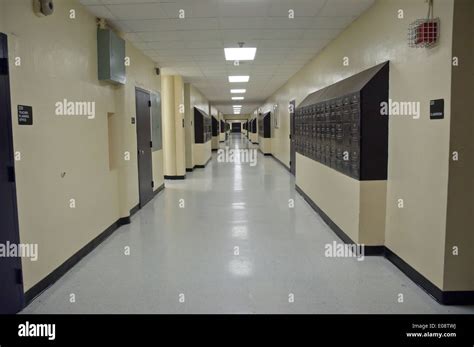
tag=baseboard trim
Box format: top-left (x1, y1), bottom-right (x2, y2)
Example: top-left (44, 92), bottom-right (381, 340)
top-left (153, 183), bottom-right (165, 197)
top-left (211, 149), bottom-right (218, 152)
top-left (186, 168), bottom-right (194, 172)
top-left (130, 203), bottom-right (140, 217)
top-left (194, 156), bottom-right (212, 169)
top-left (295, 183), bottom-right (474, 305)
top-left (268, 153), bottom-right (290, 172)
top-left (164, 175), bottom-right (186, 180)
top-left (385, 247), bottom-right (474, 305)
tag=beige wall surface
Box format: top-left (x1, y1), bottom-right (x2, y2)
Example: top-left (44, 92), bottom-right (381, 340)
top-left (260, 0), bottom-right (455, 288)
top-left (0, 0), bottom-right (5, 32)
top-left (209, 105), bottom-right (219, 150)
top-left (5, 0), bottom-right (163, 291)
top-left (162, 75), bottom-right (185, 176)
top-left (219, 110), bottom-right (225, 142)
top-left (184, 83), bottom-right (193, 170)
top-left (297, 154), bottom-right (361, 242)
top-left (258, 138), bottom-right (271, 154)
top-left (152, 150), bottom-right (164, 191)
top-left (194, 142), bottom-right (212, 167)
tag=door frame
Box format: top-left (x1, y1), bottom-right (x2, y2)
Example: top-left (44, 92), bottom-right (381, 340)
top-left (0, 32), bottom-right (25, 313)
top-left (289, 99), bottom-right (296, 175)
top-left (134, 87), bottom-right (154, 208)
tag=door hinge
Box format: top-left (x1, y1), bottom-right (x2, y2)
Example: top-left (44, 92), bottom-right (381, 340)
top-left (151, 181), bottom-right (154, 188)
top-left (148, 100), bottom-right (152, 107)
top-left (289, 161), bottom-right (292, 166)
top-left (7, 165), bottom-right (15, 183)
top-left (15, 268), bottom-right (23, 285)
top-left (150, 141), bottom-right (153, 148)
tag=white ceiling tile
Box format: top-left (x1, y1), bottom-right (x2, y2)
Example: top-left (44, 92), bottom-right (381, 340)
top-left (85, 5), bottom-right (115, 20)
top-left (178, 30), bottom-right (220, 41)
top-left (319, 0), bottom-right (374, 17)
top-left (268, 0), bottom-right (326, 17)
top-left (310, 16), bottom-right (356, 29)
top-left (218, 17), bottom-right (266, 30)
top-left (218, 2), bottom-right (270, 17)
top-left (138, 31), bottom-right (182, 42)
top-left (106, 3), bottom-right (168, 20)
top-left (161, 0), bottom-right (219, 18)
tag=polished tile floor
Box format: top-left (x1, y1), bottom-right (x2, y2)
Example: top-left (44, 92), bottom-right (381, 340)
top-left (22, 134), bottom-right (474, 314)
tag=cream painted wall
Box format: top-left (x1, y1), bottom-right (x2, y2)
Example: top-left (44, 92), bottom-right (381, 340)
top-left (162, 75), bottom-right (185, 176)
top-left (5, 0), bottom-right (163, 291)
top-left (184, 83), bottom-right (193, 170)
top-left (258, 0), bottom-right (455, 289)
top-left (152, 150), bottom-right (164, 191)
top-left (194, 142), bottom-right (212, 167)
top-left (0, 0), bottom-right (5, 32)
top-left (259, 138), bottom-right (271, 154)
top-left (174, 76), bottom-right (185, 175)
top-left (218, 111), bottom-right (225, 142)
top-left (209, 105), bottom-right (219, 150)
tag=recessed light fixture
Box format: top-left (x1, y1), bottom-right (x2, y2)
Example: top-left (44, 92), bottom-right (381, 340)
top-left (232, 97), bottom-right (244, 100)
top-left (224, 48), bottom-right (257, 61)
top-left (229, 75), bottom-right (250, 83)
top-left (231, 89), bottom-right (246, 94)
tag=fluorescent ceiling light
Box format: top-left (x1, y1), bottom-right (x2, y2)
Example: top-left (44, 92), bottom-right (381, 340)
top-left (229, 75), bottom-right (250, 83)
top-left (233, 105), bottom-right (242, 108)
top-left (232, 97), bottom-right (244, 100)
top-left (225, 47), bottom-right (257, 61)
top-left (231, 89), bottom-right (246, 94)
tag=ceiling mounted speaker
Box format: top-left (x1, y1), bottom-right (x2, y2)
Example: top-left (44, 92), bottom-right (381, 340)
top-left (33, 0), bottom-right (54, 17)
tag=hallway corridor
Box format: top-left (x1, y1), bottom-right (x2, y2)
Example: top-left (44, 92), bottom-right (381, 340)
top-left (22, 134), bottom-right (474, 314)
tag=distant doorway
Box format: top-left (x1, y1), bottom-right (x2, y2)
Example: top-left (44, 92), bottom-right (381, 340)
top-left (231, 122), bottom-right (241, 133)
top-left (0, 32), bottom-right (24, 313)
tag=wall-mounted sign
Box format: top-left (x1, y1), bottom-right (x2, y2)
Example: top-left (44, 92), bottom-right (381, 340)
top-left (430, 99), bottom-right (444, 119)
top-left (18, 105), bottom-right (33, 125)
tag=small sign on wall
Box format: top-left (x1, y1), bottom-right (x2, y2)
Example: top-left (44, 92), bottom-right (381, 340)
top-left (430, 99), bottom-right (444, 120)
top-left (18, 105), bottom-right (33, 125)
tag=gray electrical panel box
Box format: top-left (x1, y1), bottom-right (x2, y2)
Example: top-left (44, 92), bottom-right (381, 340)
top-left (151, 92), bottom-right (162, 151)
top-left (97, 28), bottom-right (126, 85)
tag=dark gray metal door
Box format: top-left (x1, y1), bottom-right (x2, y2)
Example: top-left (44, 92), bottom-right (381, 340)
top-left (0, 32), bottom-right (24, 313)
top-left (135, 88), bottom-right (154, 207)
